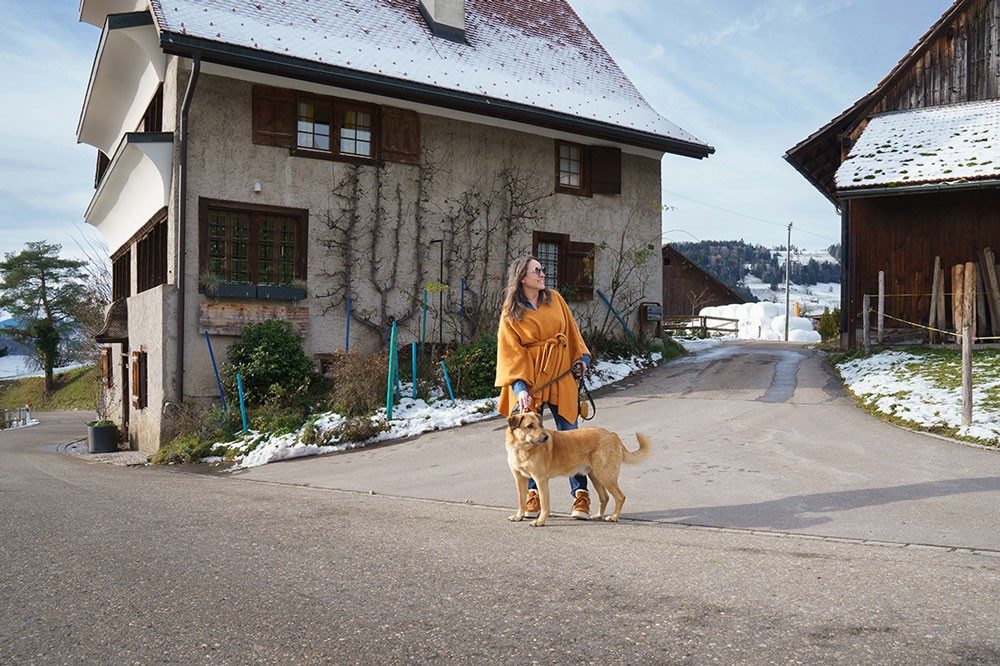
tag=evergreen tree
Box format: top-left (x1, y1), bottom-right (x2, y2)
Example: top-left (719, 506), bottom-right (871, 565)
top-left (0, 242), bottom-right (87, 393)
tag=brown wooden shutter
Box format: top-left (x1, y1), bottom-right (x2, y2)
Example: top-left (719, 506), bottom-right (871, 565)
top-left (590, 146), bottom-right (621, 195)
top-left (564, 241), bottom-right (596, 301)
top-left (131, 351), bottom-right (147, 409)
top-left (380, 106), bottom-right (420, 164)
top-left (102, 347), bottom-right (113, 388)
top-left (251, 85), bottom-right (295, 147)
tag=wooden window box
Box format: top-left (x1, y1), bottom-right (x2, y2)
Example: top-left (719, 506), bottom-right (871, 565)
top-left (257, 285), bottom-right (306, 301)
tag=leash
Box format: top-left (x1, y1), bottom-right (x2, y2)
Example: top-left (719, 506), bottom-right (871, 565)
top-left (516, 365), bottom-right (597, 422)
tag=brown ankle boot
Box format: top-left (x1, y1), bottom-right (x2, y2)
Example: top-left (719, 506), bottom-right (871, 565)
top-left (571, 490), bottom-right (591, 520)
top-left (524, 489), bottom-right (540, 518)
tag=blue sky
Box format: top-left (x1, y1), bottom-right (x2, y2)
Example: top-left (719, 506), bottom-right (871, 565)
top-left (0, 0), bottom-right (953, 260)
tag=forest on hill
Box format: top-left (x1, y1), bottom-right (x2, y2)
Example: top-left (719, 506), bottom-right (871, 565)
top-left (670, 241), bottom-right (841, 299)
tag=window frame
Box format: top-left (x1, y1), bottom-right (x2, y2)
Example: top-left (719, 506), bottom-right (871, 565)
top-left (532, 231), bottom-right (595, 302)
top-left (532, 231), bottom-right (568, 292)
top-left (554, 140), bottom-right (591, 197)
top-left (198, 198), bottom-right (309, 293)
top-left (290, 94), bottom-right (378, 165)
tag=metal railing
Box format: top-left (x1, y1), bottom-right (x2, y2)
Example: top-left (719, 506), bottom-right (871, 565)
top-left (1, 406), bottom-right (32, 430)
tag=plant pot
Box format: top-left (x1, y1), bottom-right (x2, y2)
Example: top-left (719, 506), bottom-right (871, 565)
top-left (87, 423), bottom-right (119, 454)
top-left (207, 283), bottom-right (257, 299)
top-left (257, 285), bottom-right (307, 301)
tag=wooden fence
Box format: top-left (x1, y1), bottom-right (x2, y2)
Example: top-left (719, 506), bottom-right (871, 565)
top-left (1, 407), bottom-right (31, 430)
top-left (661, 315), bottom-right (739, 338)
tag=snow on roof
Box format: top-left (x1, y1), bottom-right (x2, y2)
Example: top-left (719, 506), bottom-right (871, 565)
top-left (835, 99), bottom-right (1000, 192)
top-left (149, 0), bottom-right (706, 148)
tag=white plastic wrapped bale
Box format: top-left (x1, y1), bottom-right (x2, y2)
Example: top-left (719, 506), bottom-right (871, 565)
top-left (695, 303), bottom-right (820, 342)
top-left (770, 315), bottom-right (814, 335)
top-left (789, 328), bottom-right (822, 342)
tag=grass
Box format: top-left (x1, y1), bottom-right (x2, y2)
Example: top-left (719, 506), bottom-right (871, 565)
top-left (832, 346), bottom-right (1000, 447)
top-left (0, 365), bottom-right (99, 411)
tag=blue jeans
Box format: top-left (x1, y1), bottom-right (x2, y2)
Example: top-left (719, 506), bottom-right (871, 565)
top-left (527, 403), bottom-right (588, 496)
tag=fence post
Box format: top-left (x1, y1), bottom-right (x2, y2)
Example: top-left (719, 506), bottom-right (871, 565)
top-left (862, 294), bottom-right (871, 353)
top-left (877, 271), bottom-right (885, 344)
top-left (701, 316), bottom-right (707, 338)
top-left (962, 323), bottom-right (973, 428)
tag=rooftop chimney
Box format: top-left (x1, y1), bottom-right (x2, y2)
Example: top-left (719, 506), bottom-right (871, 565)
top-left (418, 0), bottom-right (466, 44)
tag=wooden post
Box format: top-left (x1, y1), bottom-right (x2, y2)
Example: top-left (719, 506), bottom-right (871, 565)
top-left (953, 264), bottom-right (965, 340)
top-left (936, 265), bottom-right (947, 337)
top-left (928, 256), bottom-right (940, 344)
top-left (976, 263), bottom-right (988, 338)
top-left (965, 262), bottom-right (977, 340)
top-left (877, 271), bottom-right (885, 344)
top-left (962, 323), bottom-right (973, 428)
top-left (863, 293), bottom-right (871, 353)
top-left (983, 248), bottom-right (1000, 336)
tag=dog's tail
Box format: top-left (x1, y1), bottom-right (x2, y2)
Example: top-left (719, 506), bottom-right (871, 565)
top-left (621, 433), bottom-right (651, 464)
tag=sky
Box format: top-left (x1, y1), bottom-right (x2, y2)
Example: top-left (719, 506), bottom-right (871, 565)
top-left (0, 0), bottom-right (955, 261)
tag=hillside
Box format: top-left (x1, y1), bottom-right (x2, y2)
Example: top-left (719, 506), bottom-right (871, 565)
top-left (0, 365), bottom-right (99, 411)
top-left (670, 241), bottom-right (841, 297)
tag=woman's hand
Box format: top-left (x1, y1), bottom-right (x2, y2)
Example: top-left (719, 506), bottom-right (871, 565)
top-left (571, 359), bottom-right (588, 378)
top-left (517, 390), bottom-right (534, 413)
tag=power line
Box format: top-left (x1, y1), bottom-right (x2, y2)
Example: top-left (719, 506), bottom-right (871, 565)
top-left (661, 189), bottom-right (840, 244)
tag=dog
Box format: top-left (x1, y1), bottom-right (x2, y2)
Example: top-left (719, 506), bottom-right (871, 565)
top-left (505, 411), bottom-right (651, 527)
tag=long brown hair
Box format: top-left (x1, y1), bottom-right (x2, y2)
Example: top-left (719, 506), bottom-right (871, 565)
top-left (501, 255), bottom-right (552, 322)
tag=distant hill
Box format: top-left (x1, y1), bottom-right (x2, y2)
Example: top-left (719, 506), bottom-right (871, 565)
top-left (0, 319), bottom-right (30, 356)
top-left (670, 241), bottom-right (841, 296)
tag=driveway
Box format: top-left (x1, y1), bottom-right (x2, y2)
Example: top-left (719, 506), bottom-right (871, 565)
top-left (238, 341), bottom-right (1000, 552)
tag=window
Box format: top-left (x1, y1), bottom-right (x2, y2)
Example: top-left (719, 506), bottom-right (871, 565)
top-left (136, 218), bottom-right (167, 293)
top-left (533, 231), bottom-right (596, 302)
top-left (253, 86), bottom-right (404, 163)
top-left (137, 84), bottom-right (163, 133)
top-left (199, 199), bottom-right (308, 289)
top-left (339, 108), bottom-right (373, 157)
top-left (554, 141), bottom-right (622, 197)
top-left (297, 100), bottom-right (331, 151)
top-left (131, 350), bottom-right (147, 410)
top-left (94, 150), bottom-right (111, 189)
top-left (112, 249), bottom-right (130, 301)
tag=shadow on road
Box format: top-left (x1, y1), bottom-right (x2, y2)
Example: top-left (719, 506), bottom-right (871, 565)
top-left (628, 476), bottom-right (1000, 530)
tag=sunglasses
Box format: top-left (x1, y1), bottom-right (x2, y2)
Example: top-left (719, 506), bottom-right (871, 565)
top-left (530, 267), bottom-right (546, 276)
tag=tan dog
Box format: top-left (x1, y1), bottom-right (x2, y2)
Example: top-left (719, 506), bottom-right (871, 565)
top-left (505, 411), bottom-right (651, 527)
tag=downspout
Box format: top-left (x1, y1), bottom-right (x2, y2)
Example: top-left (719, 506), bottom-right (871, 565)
top-left (840, 199), bottom-right (850, 348)
top-left (176, 52), bottom-right (201, 402)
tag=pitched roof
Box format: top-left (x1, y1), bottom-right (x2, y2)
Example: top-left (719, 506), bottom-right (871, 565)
top-left (149, 0), bottom-right (712, 156)
top-left (835, 99), bottom-right (1000, 194)
top-left (784, 0), bottom-right (971, 203)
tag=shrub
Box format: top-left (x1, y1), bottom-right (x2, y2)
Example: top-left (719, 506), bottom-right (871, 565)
top-left (584, 330), bottom-right (642, 361)
top-left (818, 307), bottom-right (841, 342)
top-left (248, 402), bottom-right (308, 435)
top-left (152, 433), bottom-right (214, 464)
top-left (224, 319), bottom-right (315, 406)
top-left (446, 333), bottom-right (499, 400)
top-left (326, 352), bottom-right (389, 416)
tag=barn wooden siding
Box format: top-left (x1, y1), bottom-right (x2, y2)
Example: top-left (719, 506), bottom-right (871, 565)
top-left (661, 245), bottom-right (744, 316)
top-left (846, 189), bottom-right (1000, 344)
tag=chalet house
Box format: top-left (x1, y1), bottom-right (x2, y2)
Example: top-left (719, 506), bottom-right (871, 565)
top-left (661, 244), bottom-right (745, 315)
top-left (79, 0), bottom-right (713, 452)
top-left (785, 0), bottom-right (1000, 347)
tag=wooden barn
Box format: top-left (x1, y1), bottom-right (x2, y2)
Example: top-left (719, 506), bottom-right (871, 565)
top-left (785, 0), bottom-right (1000, 347)
top-left (661, 244), bottom-right (745, 315)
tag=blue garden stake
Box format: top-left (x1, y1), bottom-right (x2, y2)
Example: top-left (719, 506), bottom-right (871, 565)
top-left (440, 359), bottom-right (456, 406)
top-left (385, 321), bottom-right (398, 419)
top-left (411, 342), bottom-right (417, 400)
top-left (236, 373), bottom-right (248, 433)
top-left (204, 331), bottom-right (227, 413)
top-left (394, 346), bottom-right (403, 399)
top-left (597, 289), bottom-right (636, 341)
top-left (345, 296), bottom-right (352, 352)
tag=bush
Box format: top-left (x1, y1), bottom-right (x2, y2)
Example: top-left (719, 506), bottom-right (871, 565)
top-left (818, 307), bottom-right (841, 342)
top-left (584, 330), bottom-right (643, 361)
top-left (152, 433), bottom-right (214, 464)
top-left (326, 352), bottom-right (389, 416)
top-left (446, 333), bottom-right (499, 400)
top-left (248, 402), bottom-right (308, 435)
top-left (224, 319), bottom-right (316, 406)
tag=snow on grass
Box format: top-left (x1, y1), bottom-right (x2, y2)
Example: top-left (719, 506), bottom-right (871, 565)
top-left (215, 353), bottom-right (664, 469)
top-left (837, 348), bottom-right (1000, 446)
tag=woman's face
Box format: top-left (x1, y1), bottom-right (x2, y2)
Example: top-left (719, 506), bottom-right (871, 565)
top-left (521, 259), bottom-right (546, 292)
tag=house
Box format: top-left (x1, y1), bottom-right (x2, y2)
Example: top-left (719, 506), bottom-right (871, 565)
top-left (785, 0), bottom-right (1000, 347)
top-left (661, 244), bottom-right (745, 315)
top-left (79, 0), bottom-right (714, 452)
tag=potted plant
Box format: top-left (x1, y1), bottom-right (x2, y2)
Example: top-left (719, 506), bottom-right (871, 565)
top-left (86, 419), bottom-right (118, 454)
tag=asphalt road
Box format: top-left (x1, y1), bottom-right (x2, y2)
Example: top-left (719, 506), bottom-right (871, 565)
top-left (2, 342), bottom-right (999, 664)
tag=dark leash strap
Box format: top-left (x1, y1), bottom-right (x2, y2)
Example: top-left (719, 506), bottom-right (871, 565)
top-left (578, 375), bottom-right (596, 421)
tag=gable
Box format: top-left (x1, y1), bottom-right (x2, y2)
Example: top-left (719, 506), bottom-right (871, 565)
top-left (786, 0), bottom-right (1000, 204)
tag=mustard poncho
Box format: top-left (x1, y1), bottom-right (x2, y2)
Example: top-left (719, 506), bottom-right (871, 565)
top-left (495, 289), bottom-right (591, 421)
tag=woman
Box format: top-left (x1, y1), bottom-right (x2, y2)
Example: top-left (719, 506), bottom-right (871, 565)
top-left (495, 255), bottom-right (592, 519)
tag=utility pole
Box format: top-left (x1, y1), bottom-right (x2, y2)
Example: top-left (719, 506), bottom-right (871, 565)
top-left (785, 222), bottom-right (793, 342)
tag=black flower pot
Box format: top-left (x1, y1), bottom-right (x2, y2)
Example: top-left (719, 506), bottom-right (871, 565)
top-left (87, 423), bottom-right (119, 454)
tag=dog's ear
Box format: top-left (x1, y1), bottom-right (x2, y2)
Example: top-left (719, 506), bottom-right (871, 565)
top-left (507, 413), bottom-right (523, 430)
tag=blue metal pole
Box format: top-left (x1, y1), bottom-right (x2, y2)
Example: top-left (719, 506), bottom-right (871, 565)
top-left (204, 331), bottom-right (227, 412)
top-left (385, 321), bottom-right (398, 419)
top-left (597, 289), bottom-right (636, 341)
top-left (440, 359), bottom-right (456, 406)
top-left (236, 373), bottom-right (248, 433)
top-left (346, 296), bottom-right (352, 352)
top-left (411, 342), bottom-right (417, 400)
